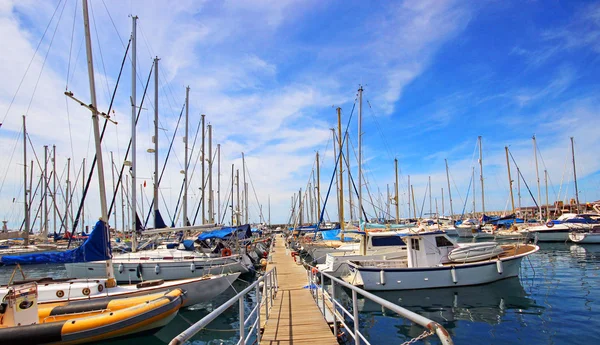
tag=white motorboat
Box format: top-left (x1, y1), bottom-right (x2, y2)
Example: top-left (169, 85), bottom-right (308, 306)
top-left (522, 213), bottom-right (600, 242)
top-left (569, 228), bottom-right (600, 243)
top-left (341, 231), bottom-right (538, 291)
top-left (316, 232), bottom-right (407, 277)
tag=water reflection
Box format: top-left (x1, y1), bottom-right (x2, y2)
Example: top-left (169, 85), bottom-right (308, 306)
top-left (332, 277), bottom-right (543, 344)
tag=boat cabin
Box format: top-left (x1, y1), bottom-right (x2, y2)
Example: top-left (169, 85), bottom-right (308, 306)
top-left (405, 231), bottom-right (455, 267)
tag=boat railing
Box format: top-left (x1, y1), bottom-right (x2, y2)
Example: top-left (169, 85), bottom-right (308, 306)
top-left (306, 266), bottom-right (453, 345)
top-left (169, 266), bottom-right (279, 345)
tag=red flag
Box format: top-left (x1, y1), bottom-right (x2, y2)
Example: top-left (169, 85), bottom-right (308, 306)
top-left (143, 180), bottom-right (146, 187)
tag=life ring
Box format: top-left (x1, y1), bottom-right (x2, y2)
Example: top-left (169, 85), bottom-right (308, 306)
top-left (221, 248), bottom-right (232, 257)
top-left (56, 290), bottom-right (65, 298)
top-left (311, 267), bottom-right (318, 275)
top-left (82, 287), bottom-right (91, 296)
top-left (546, 221), bottom-right (554, 228)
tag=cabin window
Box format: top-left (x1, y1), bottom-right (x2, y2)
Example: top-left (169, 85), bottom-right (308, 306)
top-left (371, 236), bottom-right (405, 247)
top-left (411, 238), bottom-right (420, 251)
top-left (435, 236), bottom-right (454, 247)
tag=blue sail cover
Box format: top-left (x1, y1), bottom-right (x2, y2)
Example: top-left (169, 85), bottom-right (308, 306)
top-left (197, 224), bottom-right (252, 241)
top-left (321, 229), bottom-right (364, 242)
top-left (1, 220), bottom-right (112, 265)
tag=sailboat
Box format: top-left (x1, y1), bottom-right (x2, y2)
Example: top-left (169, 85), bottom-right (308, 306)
top-left (1, 1), bottom-right (239, 308)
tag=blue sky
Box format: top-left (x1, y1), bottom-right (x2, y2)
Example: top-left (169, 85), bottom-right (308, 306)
top-left (0, 0), bottom-right (599, 229)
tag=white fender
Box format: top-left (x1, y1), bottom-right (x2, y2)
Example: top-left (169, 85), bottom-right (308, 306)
top-left (155, 264), bottom-right (160, 274)
top-left (496, 260), bottom-right (503, 274)
top-left (379, 270), bottom-right (386, 285)
top-left (451, 267), bottom-right (457, 284)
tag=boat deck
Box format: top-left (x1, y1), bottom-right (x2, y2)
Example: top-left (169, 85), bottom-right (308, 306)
top-left (261, 235), bottom-right (338, 345)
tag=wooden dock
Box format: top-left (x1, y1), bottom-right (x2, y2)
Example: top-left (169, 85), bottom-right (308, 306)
top-left (261, 235), bottom-right (338, 345)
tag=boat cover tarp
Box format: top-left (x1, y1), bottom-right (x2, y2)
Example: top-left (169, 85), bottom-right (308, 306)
top-left (1, 220), bottom-right (112, 265)
top-left (321, 229), bottom-right (365, 242)
top-left (197, 224), bottom-right (252, 241)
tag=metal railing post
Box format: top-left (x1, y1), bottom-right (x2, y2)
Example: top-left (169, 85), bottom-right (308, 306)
top-left (320, 271), bottom-right (325, 313)
top-left (256, 280), bottom-right (261, 345)
top-left (239, 296), bottom-right (245, 345)
top-left (332, 280), bottom-right (338, 337)
top-left (352, 289), bottom-right (359, 345)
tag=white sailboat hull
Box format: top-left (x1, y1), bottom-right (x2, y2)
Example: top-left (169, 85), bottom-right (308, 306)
top-left (65, 258), bottom-right (249, 283)
top-left (0, 273), bottom-right (240, 307)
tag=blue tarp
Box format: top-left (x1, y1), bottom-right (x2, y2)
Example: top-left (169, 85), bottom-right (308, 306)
top-left (197, 224), bottom-right (252, 241)
top-left (1, 220), bottom-right (112, 265)
top-left (321, 229), bottom-right (364, 242)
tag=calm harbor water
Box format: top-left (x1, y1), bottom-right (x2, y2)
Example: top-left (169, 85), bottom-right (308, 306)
top-left (1, 242), bottom-right (599, 344)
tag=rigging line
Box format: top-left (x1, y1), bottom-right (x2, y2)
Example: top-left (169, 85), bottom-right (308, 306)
top-left (26, 0), bottom-right (68, 118)
top-left (460, 174), bottom-right (472, 219)
top-left (347, 130), bottom-right (381, 219)
top-left (314, 100), bottom-right (358, 234)
top-left (107, 62), bottom-right (151, 229)
top-left (100, 0), bottom-right (126, 49)
top-left (171, 117), bottom-right (202, 227)
top-left (534, 140), bottom-right (559, 200)
top-left (509, 149), bottom-right (539, 208)
top-left (0, 131), bottom-right (21, 197)
top-left (366, 99), bottom-right (394, 161)
top-left (418, 181), bottom-right (428, 218)
top-left (68, 40), bottom-right (132, 247)
top-left (0, 0), bottom-right (63, 128)
top-left (65, 0), bottom-right (78, 90)
top-left (143, 103), bottom-right (185, 227)
top-left (89, 1), bottom-right (112, 103)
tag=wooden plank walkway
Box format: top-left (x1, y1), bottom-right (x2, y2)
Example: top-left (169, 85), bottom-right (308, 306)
top-left (261, 235), bottom-right (338, 345)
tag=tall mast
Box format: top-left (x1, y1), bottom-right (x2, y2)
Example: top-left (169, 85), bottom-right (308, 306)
top-left (545, 169), bottom-right (549, 218)
top-left (533, 135), bottom-right (542, 220)
top-left (153, 57), bottom-right (159, 228)
top-left (183, 87), bottom-right (189, 226)
top-left (407, 175), bottom-right (411, 219)
top-left (208, 124), bottom-right (213, 223)
top-left (331, 129), bottom-right (339, 226)
top-left (120, 165), bottom-right (124, 232)
top-left (201, 114), bottom-right (206, 224)
top-left (478, 136), bottom-right (485, 217)
top-left (111, 151), bottom-right (116, 230)
top-left (441, 188), bottom-right (444, 216)
top-left (236, 169), bottom-right (240, 225)
top-left (81, 158), bottom-right (85, 234)
top-left (472, 167), bottom-right (476, 218)
top-left (298, 188), bottom-right (303, 226)
top-left (242, 152), bottom-right (247, 224)
top-left (23, 116), bottom-right (29, 245)
top-left (445, 159), bottom-right (454, 219)
top-left (65, 158), bottom-right (71, 234)
top-left (347, 139), bottom-right (353, 222)
top-left (517, 167), bottom-right (522, 215)
top-left (411, 184), bottom-right (417, 219)
top-left (428, 175), bottom-right (432, 216)
top-left (53, 145), bottom-right (56, 236)
top-left (316, 151), bottom-right (320, 222)
top-left (130, 15), bottom-right (137, 250)
top-left (82, 0), bottom-right (115, 285)
top-left (357, 86), bottom-right (364, 225)
top-left (505, 146), bottom-right (515, 217)
top-left (268, 195), bottom-right (271, 226)
top-left (337, 107), bottom-right (344, 231)
top-left (230, 164), bottom-right (234, 225)
top-left (571, 137), bottom-right (580, 213)
top-left (44, 145), bottom-right (48, 238)
top-left (394, 158), bottom-right (399, 223)
top-left (217, 144), bottom-right (221, 224)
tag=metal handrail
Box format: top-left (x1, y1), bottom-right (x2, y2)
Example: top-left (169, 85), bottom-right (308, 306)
top-left (169, 266), bottom-right (279, 345)
top-left (307, 266), bottom-right (453, 345)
